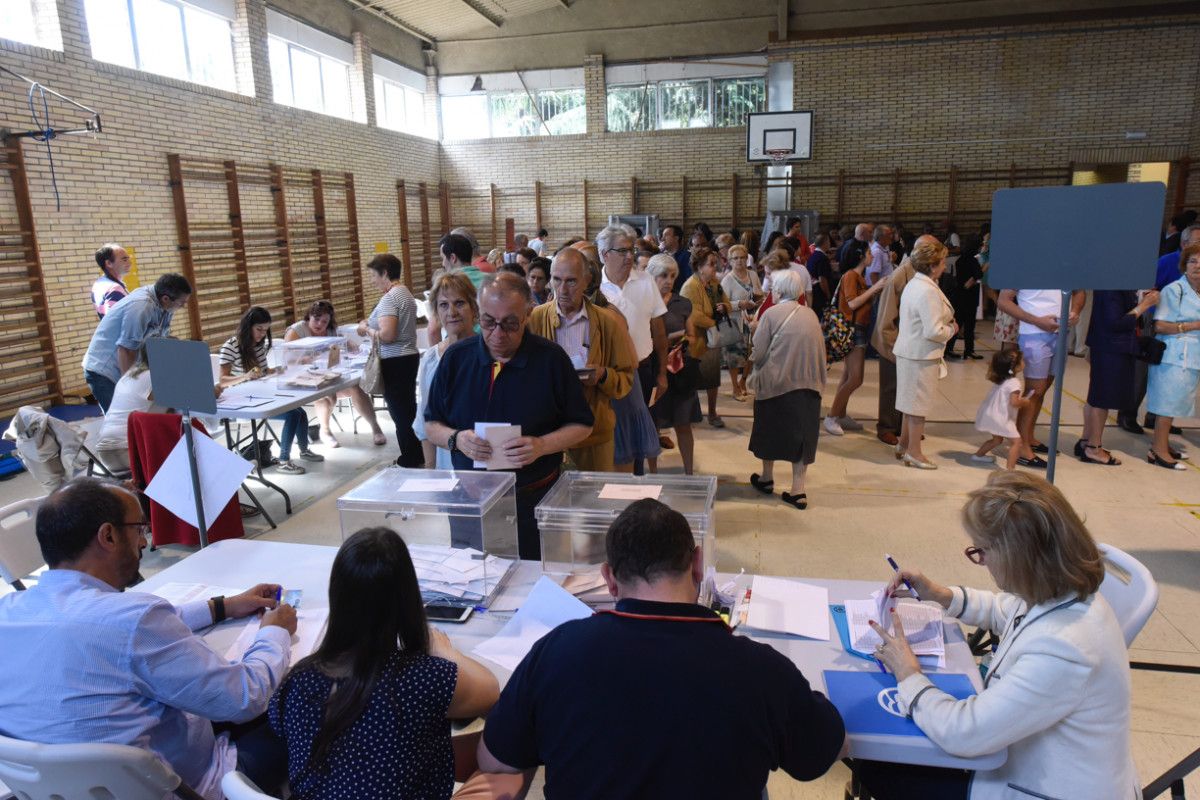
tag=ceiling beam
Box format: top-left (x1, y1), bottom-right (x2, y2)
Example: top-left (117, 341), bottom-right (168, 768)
top-left (343, 0), bottom-right (438, 45)
top-left (457, 0), bottom-right (504, 28)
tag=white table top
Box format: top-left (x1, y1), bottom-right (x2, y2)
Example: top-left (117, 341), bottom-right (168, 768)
top-left (137, 539), bottom-right (1006, 771)
top-left (214, 369), bottom-right (363, 420)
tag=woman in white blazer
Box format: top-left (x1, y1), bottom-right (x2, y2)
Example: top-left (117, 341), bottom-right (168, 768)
top-left (860, 470), bottom-right (1139, 800)
top-left (892, 239), bottom-right (957, 468)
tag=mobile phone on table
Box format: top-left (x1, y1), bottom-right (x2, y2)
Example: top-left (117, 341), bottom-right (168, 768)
top-left (425, 604), bottom-right (474, 624)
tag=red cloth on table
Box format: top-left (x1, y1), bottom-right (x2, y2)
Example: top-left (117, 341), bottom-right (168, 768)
top-left (127, 411), bottom-right (243, 547)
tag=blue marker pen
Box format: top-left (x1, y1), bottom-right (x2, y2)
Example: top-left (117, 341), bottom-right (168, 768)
top-left (275, 587), bottom-right (282, 604)
top-left (885, 553), bottom-right (921, 601)
top-left (875, 657), bottom-right (887, 674)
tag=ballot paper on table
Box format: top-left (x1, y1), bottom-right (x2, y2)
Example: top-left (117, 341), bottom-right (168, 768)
top-left (473, 423), bottom-right (521, 470)
top-left (746, 575), bottom-right (830, 640)
top-left (598, 483), bottom-right (663, 501)
top-left (144, 431), bottom-right (254, 529)
top-left (225, 607), bottom-right (330, 668)
top-left (473, 575), bottom-right (592, 671)
top-left (406, 544), bottom-right (517, 604)
top-left (844, 587), bottom-right (946, 667)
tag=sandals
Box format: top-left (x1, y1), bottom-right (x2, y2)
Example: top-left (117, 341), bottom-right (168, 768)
top-left (781, 492), bottom-right (808, 510)
top-left (1030, 442), bottom-right (1049, 454)
top-left (1077, 441), bottom-right (1120, 466)
top-left (1016, 455), bottom-right (1047, 469)
top-left (749, 473), bottom-right (774, 495)
top-left (1148, 450), bottom-right (1187, 471)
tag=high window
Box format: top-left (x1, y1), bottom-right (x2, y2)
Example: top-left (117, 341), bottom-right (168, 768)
top-left (606, 59), bottom-right (767, 133)
top-left (373, 55), bottom-right (429, 137)
top-left (266, 10), bottom-right (358, 121)
top-left (439, 70), bottom-right (585, 141)
top-left (0, 0), bottom-right (63, 50)
top-left (82, 0), bottom-right (236, 92)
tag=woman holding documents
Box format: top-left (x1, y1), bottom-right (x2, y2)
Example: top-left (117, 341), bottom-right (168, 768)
top-left (269, 527), bottom-right (530, 800)
top-left (859, 471), bottom-right (1138, 800)
top-left (219, 306), bottom-right (323, 475)
top-left (286, 299), bottom-right (386, 448)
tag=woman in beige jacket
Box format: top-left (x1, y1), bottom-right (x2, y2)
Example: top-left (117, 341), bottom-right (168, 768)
top-left (893, 239), bottom-right (957, 469)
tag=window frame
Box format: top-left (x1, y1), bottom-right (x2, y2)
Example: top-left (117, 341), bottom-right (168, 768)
top-left (84, 0), bottom-right (236, 91)
top-left (269, 33), bottom-right (355, 120)
top-left (606, 75), bottom-right (766, 132)
top-left (439, 86), bottom-right (585, 141)
top-left (375, 72), bottom-right (428, 137)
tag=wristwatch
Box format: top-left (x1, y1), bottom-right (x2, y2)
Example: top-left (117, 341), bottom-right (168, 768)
top-left (448, 430), bottom-right (460, 453)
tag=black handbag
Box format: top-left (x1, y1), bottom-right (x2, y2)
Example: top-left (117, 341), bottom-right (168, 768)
top-left (1136, 335), bottom-right (1166, 365)
top-left (239, 439), bottom-right (276, 467)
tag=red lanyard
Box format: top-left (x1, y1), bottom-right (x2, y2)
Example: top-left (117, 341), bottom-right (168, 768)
top-left (595, 608), bottom-right (732, 633)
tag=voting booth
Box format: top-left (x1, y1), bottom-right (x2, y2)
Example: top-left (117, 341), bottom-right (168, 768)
top-left (337, 467), bottom-right (518, 607)
top-left (535, 472), bottom-right (717, 576)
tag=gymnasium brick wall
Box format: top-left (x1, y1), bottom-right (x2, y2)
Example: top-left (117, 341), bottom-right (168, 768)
top-left (0, 0), bottom-right (439, 396)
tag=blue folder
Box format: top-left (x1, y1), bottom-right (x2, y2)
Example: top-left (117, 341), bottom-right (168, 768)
top-left (823, 670), bottom-right (976, 737)
top-left (829, 603), bottom-right (874, 661)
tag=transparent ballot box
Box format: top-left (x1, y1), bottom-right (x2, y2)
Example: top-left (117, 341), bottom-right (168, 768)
top-left (337, 467), bottom-right (519, 607)
top-left (535, 472), bottom-right (717, 576)
top-left (277, 336), bottom-right (347, 371)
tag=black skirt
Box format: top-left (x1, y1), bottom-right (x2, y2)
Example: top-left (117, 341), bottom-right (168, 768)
top-left (749, 389), bottom-right (821, 464)
top-left (1087, 350), bottom-right (1136, 411)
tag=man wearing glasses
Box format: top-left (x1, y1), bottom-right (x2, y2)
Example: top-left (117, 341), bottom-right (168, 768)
top-left (597, 226), bottom-right (669, 405)
top-left (425, 273), bottom-right (594, 559)
top-left (0, 477), bottom-right (297, 800)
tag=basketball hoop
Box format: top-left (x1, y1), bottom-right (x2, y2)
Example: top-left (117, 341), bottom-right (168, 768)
top-left (764, 148), bottom-right (794, 166)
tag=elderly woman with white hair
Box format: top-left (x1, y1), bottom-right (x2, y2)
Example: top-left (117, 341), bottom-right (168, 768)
top-left (646, 253), bottom-right (701, 474)
top-left (746, 269), bottom-right (827, 509)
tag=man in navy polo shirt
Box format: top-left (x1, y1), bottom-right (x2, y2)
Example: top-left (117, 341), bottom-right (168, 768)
top-left (424, 273), bottom-right (593, 559)
top-left (477, 499), bottom-right (847, 798)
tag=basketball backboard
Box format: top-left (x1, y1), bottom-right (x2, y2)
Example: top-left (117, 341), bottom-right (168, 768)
top-left (747, 111), bottom-right (813, 163)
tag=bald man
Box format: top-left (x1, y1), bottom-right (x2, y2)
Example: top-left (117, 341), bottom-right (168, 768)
top-left (528, 249), bottom-right (636, 472)
top-left (871, 233), bottom-right (938, 445)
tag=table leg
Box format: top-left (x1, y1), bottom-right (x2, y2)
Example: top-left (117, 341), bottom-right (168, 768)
top-left (242, 419), bottom-right (293, 515)
top-left (239, 483), bottom-right (276, 529)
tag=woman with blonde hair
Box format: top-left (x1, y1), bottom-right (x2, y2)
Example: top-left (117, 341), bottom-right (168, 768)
top-left (720, 244), bottom-right (763, 401)
top-left (861, 470), bottom-right (1136, 800)
top-left (413, 271), bottom-right (478, 470)
top-left (892, 239), bottom-right (956, 468)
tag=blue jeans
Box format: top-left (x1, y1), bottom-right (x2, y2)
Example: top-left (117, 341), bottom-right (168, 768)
top-left (272, 408), bottom-right (308, 461)
top-left (85, 370), bottom-right (117, 413)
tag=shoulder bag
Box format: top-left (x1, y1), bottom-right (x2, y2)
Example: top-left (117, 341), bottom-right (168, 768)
top-left (746, 304), bottom-right (803, 395)
top-left (359, 335), bottom-right (384, 395)
top-left (821, 277), bottom-right (856, 364)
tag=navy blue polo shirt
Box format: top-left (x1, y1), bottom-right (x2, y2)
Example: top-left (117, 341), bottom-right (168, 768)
top-left (424, 332), bottom-right (594, 486)
top-left (483, 598), bottom-right (845, 799)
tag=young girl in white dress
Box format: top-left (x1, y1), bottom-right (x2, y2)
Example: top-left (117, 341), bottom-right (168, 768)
top-left (973, 349), bottom-right (1030, 469)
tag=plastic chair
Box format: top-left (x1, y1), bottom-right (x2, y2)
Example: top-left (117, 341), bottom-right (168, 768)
top-left (1097, 543), bottom-right (1159, 648)
top-left (0, 497), bottom-right (44, 590)
top-left (221, 771), bottom-right (277, 800)
top-left (0, 734), bottom-right (204, 800)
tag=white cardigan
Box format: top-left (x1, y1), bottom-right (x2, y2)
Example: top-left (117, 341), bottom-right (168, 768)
top-left (892, 272), bottom-right (955, 361)
top-left (898, 587), bottom-right (1139, 800)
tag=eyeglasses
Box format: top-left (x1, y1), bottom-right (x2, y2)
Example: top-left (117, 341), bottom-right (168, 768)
top-left (479, 314), bottom-right (523, 332)
top-left (117, 521), bottom-right (152, 541)
top-left (964, 546), bottom-right (987, 565)
top-left (605, 248), bottom-right (633, 258)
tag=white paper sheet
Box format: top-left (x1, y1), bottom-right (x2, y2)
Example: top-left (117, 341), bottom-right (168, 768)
top-left (845, 591), bottom-right (946, 665)
top-left (473, 575), bottom-right (592, 671)
top-left (144, 432), bottom-right (254, 529)
top-left (746, 575), bottom-right (830, 640)
top-left (397, 478), bottom-right (459, 493)
top-left (138, 581), bottom-right (241, 607)
top-left (473, 423), bottom-right (521, 470)
top-left (225, 607), bottom-right (330, 668)
top-left (598, 483), bottom-right (663, 501)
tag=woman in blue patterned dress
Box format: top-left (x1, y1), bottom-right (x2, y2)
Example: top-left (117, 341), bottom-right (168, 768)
top-left (1146, 242), bottom-right (1200, 469)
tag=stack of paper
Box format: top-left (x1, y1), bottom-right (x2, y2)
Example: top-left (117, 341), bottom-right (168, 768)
top-left (473, 576), bottom-right (591, 671)
top-left (844, 587), bottom-right (946, 667)
top-left (559, 572), bottom-right (612, 605)
top-left (407, 544), bottom-right (516, 605)
top-left (225, 607), bottom-right (330, 668)
top-left (745, 575), bottom-right (830, 640)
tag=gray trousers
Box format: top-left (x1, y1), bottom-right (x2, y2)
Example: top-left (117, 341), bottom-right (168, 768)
top-left (877, 356), bottom-right (902, 436)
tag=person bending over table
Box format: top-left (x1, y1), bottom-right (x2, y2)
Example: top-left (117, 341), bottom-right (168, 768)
top-left (859, 470), bottom-right (1137, 800)
top-left (477, 499), bottom-right (847, 798)
top-left (424, 273), bottom-right (593, 559)
top-left (285, 299), bottom-right (386, 448)
top-left (0, 477), bottom-right (297, 800)
top-left (82, 272), bottom-right (191, 412)
top-left (220, 306), bottom-right (324, 475)
top-left (414, 270), bottom-right (479, 470)
top-left (358, 254), bottom-right (424, 468)
top-left (269, 527), bottom-right (530, 800)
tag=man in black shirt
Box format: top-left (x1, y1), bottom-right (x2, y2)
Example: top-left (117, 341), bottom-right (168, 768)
top-left (806, 233), bottom-right (835, 317)
top-left (477, 499), bottom-right (847, 799)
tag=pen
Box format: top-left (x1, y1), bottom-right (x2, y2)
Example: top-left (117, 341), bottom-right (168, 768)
top-left (275, 587), bottom-right (282, 604)
top-left (885, 553), bottom-right (921, 601)
top-left (875, 656), bottom-right (887, 674)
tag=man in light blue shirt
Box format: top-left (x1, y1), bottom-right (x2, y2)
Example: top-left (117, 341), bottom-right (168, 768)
top-left (0, 478), bottom-right (296, 800)
top-left (865, 224), bottom-right (895, 286)
top-left (81, 273), bottom-right (191, 411)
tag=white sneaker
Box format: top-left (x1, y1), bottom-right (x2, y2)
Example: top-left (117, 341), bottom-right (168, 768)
top-left (971, 453), bottom-right (996, 463)
top-left (838, 416), bottom-right (863, 431)
top-left (823, 416), bottom-right (844, 436)
top-left (275, 460), bottom-right (306, 475)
